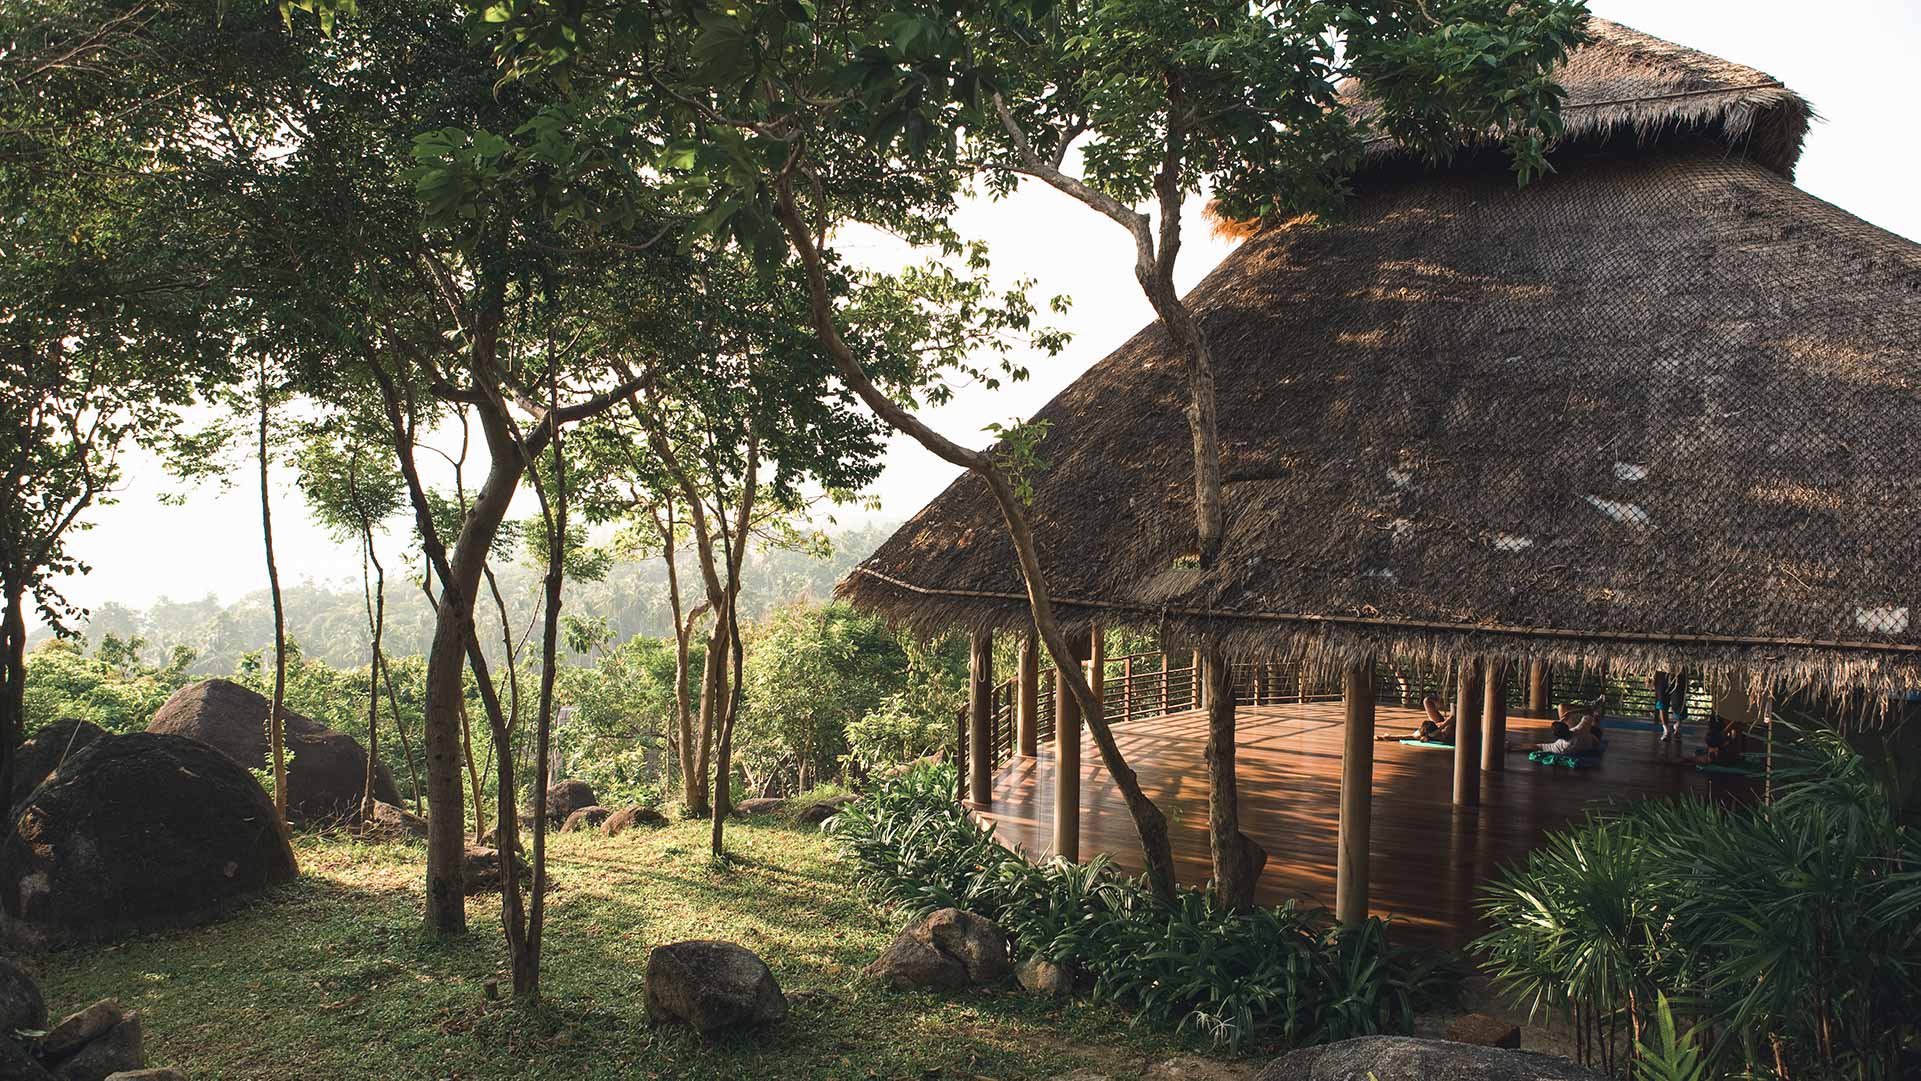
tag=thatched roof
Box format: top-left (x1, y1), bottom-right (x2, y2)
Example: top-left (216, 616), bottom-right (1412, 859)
top-left (1351, 18), bottom-right (1811, 179)
top-left (842, 20), bottom-right (1921, 692)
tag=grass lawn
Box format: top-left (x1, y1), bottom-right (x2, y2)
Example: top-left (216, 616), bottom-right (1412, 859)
top-left (29, 815), bottom-right (1247, 1081)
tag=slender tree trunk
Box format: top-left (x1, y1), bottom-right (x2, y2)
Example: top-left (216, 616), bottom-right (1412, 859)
top-left (0, 583), bottom-right (26, 814)
top-left (377, 652), bottom-right (422, 813)
top-left (658, 507), bottom-right (700, 813)
top-left (693, 636), bottom-right (719, 815)
top-left (361, 550), bottom-right (384, 821)
top-left (1204, 649), bottom-right (1265, 908)
top-left (773, 179), bottom-right (1176, 899)
top-left (257, 365), bottom-right (290, 832)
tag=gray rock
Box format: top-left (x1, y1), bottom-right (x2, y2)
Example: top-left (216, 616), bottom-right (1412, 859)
top-left (0, 957), bottom-right (47, 1036)
top-left (0, 1037), bottom-right (55, 1080)
top-left (600, 806), bottom-right (669, 837)
top-left (1015, 956), bottom-right (1072, 996)
top-left (531, 781), bottom-right (597, 825)
top-left (39, 1000), bottom-right (124, 1061)
top-left (14, 720), bottom-right (107, 797)
top-left (460, 846), bottom-right (531, 896)
top-left (795, 795), bottom-right (856, 826)
top-left (561, 806), bottom-right (612, 833)
top-left (1254, 1037), bottom-right (1605, 1081)
top-left (733, 798), bottom-right (785, 816)
top-left (867, 909), bottom-right (1010, 990)
top-left (104, 1071), bottom-right (189, 1081)
top-left (49, 1012), bottom-right (142, 1081)
top-left (645, 940), bottom-right (787, 1034)
top-left (362, 802), bottom-right (427, 842)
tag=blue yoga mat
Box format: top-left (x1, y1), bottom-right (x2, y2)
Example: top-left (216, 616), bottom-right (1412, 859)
top-left (1398, 738), bottom-right (1455, 750)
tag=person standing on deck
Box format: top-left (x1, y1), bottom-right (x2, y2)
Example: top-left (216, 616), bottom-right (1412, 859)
top-left (1651, 671), bottom-right (1676, 740)
top-left (1671, 669), bottom-right (1692, 737)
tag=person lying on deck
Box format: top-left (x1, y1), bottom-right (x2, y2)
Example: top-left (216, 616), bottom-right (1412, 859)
top-left (1684, 715), bottom-right (1748, 766)
top-left (1509, 716), bottom-right (1602, 757)
top-left (1376, 695), bottom-right (1455, 744)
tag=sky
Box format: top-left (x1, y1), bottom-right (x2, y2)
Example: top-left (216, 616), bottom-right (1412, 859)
top-left (42, 0), bottom-right (1921, 627)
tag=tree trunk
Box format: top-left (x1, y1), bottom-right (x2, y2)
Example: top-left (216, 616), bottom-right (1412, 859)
top-left (1204, 649), bottom-right (1265, 908)
top-left (772, 178), bottom-right (1176, 900)
top-left (361, 549), bottom-right (385, 821)
top-left (0, 585), bottom-right (25, 815)
top-left (693, 635), bottom-right (719, 815)
top-left (257, 368), bottom-right (289, 833)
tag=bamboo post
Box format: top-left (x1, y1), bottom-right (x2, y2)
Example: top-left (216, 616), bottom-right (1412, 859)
top-left (1337, 660), bottom-right (1376, 927)
top-left (1482, 659), bottom-right (1508, 773)
top-left (1159, 652), bottom-right (1172, 714)
top-left (1453, 657), bottom-right (1483, 808)
top-left (1088, 623), bottom-right (1105, 718)
top-left (968, 631), bottom-right (994, 809)
top-left (1192, 649), bottom-right (1204, 710)
top-left (1527, 660), bottom-right (1550, 715)
top-left (1121, 657), bottom-right (1133, 721)
top-left (1016, 633), bottom-right (1039, 758)
top-left (1052, 631), bottom-right (1089, 861)
top-left (1252, 662), bottom-right (1265, 706)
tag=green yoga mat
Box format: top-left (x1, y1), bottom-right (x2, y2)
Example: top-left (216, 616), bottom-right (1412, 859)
top-left (1528, 749), bottom-right (1594, 769)
top-left (1697, 762), bottom-right (1766, 777)
top-left (1398, 738), bottom-right (1455, 750)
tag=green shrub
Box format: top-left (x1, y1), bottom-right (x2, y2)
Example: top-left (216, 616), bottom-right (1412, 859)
top-left (830, 763), bottom-right (1449, 1052)
top-left (1475, 721), bottom-right (1921, 1079)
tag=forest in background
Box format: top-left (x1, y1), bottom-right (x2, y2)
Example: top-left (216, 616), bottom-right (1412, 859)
top-left (31, 520), bottom-right (899, 674)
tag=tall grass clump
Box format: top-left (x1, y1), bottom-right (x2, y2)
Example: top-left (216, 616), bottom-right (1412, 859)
top-left (1475, 721), bottom-right (1921, 1079)
top-left (828, 764), bottom-right (1452, 1051)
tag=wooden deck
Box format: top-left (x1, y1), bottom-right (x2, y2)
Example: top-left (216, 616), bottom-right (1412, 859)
top-left (971, 700), bottom-right (1754, 948)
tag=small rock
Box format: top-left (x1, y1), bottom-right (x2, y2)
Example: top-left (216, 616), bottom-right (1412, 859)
top-left (460, 846), bottom-right (531, 895)
top-left (795, 794), bottom-right (856, 826)
top-left (50, 1011), bottom-right (142, 1081)
top-left (362, 801), bottom-right (427, 842)
top-left (0, 957), bottom-right (47, 1036)
top-left (645, 940), bottom-right (788, 1034)
top-left (733, 797), bottom-right (785, 816)
top-left (868, 909), bottom-right (1010, 990)
top-left (1015, 956), bottom-right (1072, 997)
top-left (561, 806), bottom-right (613, 833)
top-left (104, 1071), bottom-right (189, 1081)
top-left (1255, 1036), bottom-right (1604, 1081)
top-left (39, 1000), bottom-right (124, 1061)
top-left (531, 780), bottom-right (597, 824)
top-left (1446, 1012), bottom-right (1522, 1050)
top-left (600, 805), bottom-right (669, 837)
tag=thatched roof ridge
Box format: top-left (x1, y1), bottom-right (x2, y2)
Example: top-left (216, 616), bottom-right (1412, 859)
top-left (842, 23), bottom-right (1920, 696)
top-left (1351, 18), bottom-right (1812, 178)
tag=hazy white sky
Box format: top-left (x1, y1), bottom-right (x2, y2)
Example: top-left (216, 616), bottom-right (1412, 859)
top-left (45, 0), bottom-right (1921, 625)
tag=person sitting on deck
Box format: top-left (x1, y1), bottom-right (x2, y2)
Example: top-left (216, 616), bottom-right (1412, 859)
top-left (1377, 695), bottom-right (1455, 744)
top-left (1685, 715), bottom-right (1748, 767)
top-left (1557, 696), bottom-right (1608, 737)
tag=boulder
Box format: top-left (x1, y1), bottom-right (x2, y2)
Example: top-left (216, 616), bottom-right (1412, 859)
top-left (531, 781), bottom-right (597, 825)
top-left (600, 806), bottom-right (669, 837)
top-left (733, 798), bottom-right (784, 816)
top-left (478, 818), bottom-right (533, 852)
top-left (460, 846), bottom-right (531, 896)
top-left (362, 802), bottom-right (427, 843)
top-left (0, 1038), bottom-right (55, 1081)
top-left (47, 1011), bottom-right (142, 1081)
top-left (0, 957), bottom-right (47, 1035)
top-left (1014, 956), bottom-right (1072, 997)
top-left (40, 1000), bottom-right (123, 1061)
top-left (14, 720), bottom-right (107, 798)
top-left (1254, 1037), bottom-right (1605, 1081)
top-left (148, 679), bottom-right (398, 827)
top-left (1446, 1012), bottom-right (1522, 1050)
top-left (560, 806), bottom-right (612, 833)
top-left (2, 733), bottom-right (298, 942)
top-left (795, 794), bottom-right (856, 826)
top-left (867, 908), bottom-right (1010, 990)
top-left (645, 940), bottom-right (787, 1035)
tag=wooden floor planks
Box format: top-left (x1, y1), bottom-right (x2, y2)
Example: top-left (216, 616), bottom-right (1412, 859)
top-left (971, 700), bottom-right (1757, 948)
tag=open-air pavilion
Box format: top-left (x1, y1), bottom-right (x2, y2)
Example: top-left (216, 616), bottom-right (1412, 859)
top-left (840, 19), bottom-right (1921, 946)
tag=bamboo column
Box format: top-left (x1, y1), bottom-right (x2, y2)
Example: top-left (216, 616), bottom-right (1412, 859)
top-left (1016, 634), bottom-right (1039, 758)
top-left (1337, 660), bottom-right (1376, 927)
top-left (1192, 649), bottom-right (1204, 710)
top-left (1527, 660), bottom-right (1550, 715)
top-left (1453, 657), bottom-right (1483, 808)
top-left (1159, 652), bottom-right (1172, 714)
top-left (1121, 657), bottom-right (1133, 722)
top-left (968, 631), bottom-right (994, 809)
top-left (1482, 659), bottom-right (1508, 773)
top-left (1052, 630), bottom-right (1090, 861)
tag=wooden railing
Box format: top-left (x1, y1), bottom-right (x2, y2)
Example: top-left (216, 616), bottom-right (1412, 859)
top-left (957, 651), bottom-right (1717, 796)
